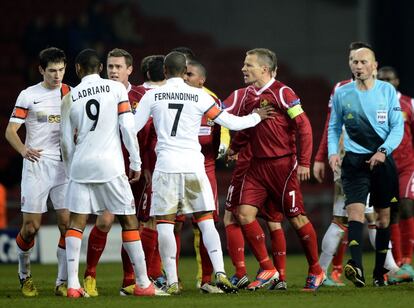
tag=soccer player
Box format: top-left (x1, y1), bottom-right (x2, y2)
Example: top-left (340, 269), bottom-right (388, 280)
top-left (133, 51), bottom-right (274, 295)
top-left (227, 48), bottom-right (324, 291)
top-left (328, 47), bottom-right (404, 287)
top-left (61, 49), bottom-right (168, 298)
top-left (82, 49), bottom-right (165, 296)
top-left (378, 66), bottom-right (414, 277)
top-left (5, 47), bottom-right (70, 297)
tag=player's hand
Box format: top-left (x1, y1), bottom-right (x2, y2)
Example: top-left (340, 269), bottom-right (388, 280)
top-left (253, 105), bottom-right (276, 120)
top-left (313, 161), bottom-right (325, 183)
top-left (142, 169), bottom-right (152, 185)
top-left (329, 154), bottom-right (341, 172)
top-left (297, 165), bottom-right (310, 182)
top-left (21, 147), bottom-right (43, 162)
top-left (129, 169), bottom-right (141, 184)
top-left (366, 152), bottom-right (386, 170)
top-left (216, 143), bottom-right (228, 160)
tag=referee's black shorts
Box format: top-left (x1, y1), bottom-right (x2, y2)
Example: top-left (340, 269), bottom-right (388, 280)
top-left (341, 152), bottom-right (399, 209)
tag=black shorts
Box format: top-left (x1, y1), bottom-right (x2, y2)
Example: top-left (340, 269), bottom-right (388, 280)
top-left (341, 152), bottom-right (399, 209)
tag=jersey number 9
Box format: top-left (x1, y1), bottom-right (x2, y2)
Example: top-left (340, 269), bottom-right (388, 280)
top-left (86, 99), bottom-right (100, 131)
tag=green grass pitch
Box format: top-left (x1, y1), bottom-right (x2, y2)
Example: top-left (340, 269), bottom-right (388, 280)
top-left (1, 254), bottom-right (413, 307)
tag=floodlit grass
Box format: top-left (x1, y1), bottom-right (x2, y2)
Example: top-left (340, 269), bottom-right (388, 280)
top-left (1, 254), bottom-right (413, 307)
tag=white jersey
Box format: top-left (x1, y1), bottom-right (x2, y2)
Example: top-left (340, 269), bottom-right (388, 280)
top-left (9, 82), bottom-right (70, 160)
top-left (134, 77), bottom-right (261, 173)
top-left (61, 74), bottom-right (140, 183)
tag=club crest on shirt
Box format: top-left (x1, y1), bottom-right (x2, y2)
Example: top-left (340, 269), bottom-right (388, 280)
top-left (130, 101), bottom-right (138, 114)
top-left (260, 99), bottom-right (269, 107)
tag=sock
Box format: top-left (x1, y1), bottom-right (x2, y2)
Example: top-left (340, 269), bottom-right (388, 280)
top-left (390, 223), bottom-right (402, 266)
top-left (122, 230), bottom-right (150, 289)
top-left (65, 229), bottom-right (83, 289)
top-left (319, 222), bottom-right (345, 273)
top-left (157, 222), bottom-right (178, 285)
top-left (199, 236), bottom-right (214, 284)
top-left (384, 242), bottom-right (400, 272)
top-left (56, 235), bottom-right (67, 286)
top-left (367, 224), bottom-right (376, 249)
top-left (121, 245), bottom-right (135, 287)
top-left (141, 227), bottom-right (161, 279)
top-left (270, 228), bottom-right (286, 280)
top-left (241, 220), bottom-right (273, 270)
top-left (197, 216), bottom-right (225, 274)
top-left (16, 232), bottom-right (34, 280)
top-left (225, 223), bottom-right (247, 278)
top-left (332, 230), bottom-right (348, 272)
top-left (84, 226), bottom-right (108, 278)
top-left (374, 227), bottom-right (390, 277)
top-left (150, 246), bottom-right (162, 279)
top-left (399, 217), bottom-right (414, 263)
top-left (193, 228), bottom-right (203, 283)
top-left (175, 231), bottom-right (181, 273)
top-left (348, 221), bottom-right (364, 270)
top-left (296, 222), bottom-right (322, 274)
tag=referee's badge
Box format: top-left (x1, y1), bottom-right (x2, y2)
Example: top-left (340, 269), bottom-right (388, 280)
top-left (376, 110), bottom-right (387, 124)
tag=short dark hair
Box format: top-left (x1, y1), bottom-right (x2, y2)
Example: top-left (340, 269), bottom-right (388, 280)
top-left (246, 48), bottom-right (277, 72)
top-left (107, 48), bottom-right (133, 67)
top-left (39, 47), bottom-right (67, 70)
top-left (187, 60), bottom-right (207, 79)
top-left (164, 52), bottom-right (187, 77)
top-left (349, 41), bottom-right (373, 52)
top-left (171, 47), bottom-right (196, 60)
top-left (148, 56), bottom-right (165, 82)
top-left (378, 66), bottom-right (398, 78)
top-left (75, 49), bottom-right (101, 74)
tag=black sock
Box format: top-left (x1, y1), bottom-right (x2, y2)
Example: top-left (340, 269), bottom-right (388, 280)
top-left (348, 221), bottom-right (364, 272)
top-left (374, 226), bottom-right (390, 277)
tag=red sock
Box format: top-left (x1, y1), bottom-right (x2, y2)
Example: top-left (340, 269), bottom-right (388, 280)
top-left (241, 220), bottom-right (273, 270)
top-left (390, 223), bottom-right (402, 266)
top-left (141, 228), bottom-right (157, 272)
top-left (121, 245), bottom-right (135, 287)
top-left (270, 228), bottom-right (286, 281)
top-left (296, 222), bottom-right (322, 274)
top-left (200, 238), bottom-right (213, 284)
top-left (149, 245), bottom-right (162, 279)
top-left (399, 217), bottom-right (414, 264)
top-left (85, 226), bottom-right (108, 278)
top-left (175, 231), bottom-right (181, 274)
top-left (225, 224), bottom-right (247, 278)
top-left (332, 230), bottom-right (348, 272)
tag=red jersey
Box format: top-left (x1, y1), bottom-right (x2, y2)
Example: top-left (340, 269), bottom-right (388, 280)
top-left (392, 92), bottom-right (414, 171)
top-left (314, 79), bottom-right (352, 162)
top-left (199, 93), bottom-right (221, 171)
top-left (225, 79), bottom-right (312, 166)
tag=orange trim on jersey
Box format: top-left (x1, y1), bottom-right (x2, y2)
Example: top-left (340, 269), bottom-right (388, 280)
top-left (16, 233), bottom-right (34, 251)
top-left (58, 235), bottom-right (65, 249)
top-left (156, 220), bottom-right (175, 225)
top-left (204, 104), bottom-right (222, 120)
top-left (12, 107), bottom-right (28, 119)
top-left (66, 229), bottom-right (83, 239)
top-left (122, 230), bottom-right (141, 242)
top-left (194, 213), bottom-right (213, 223)
top-left (332, 221), bottom-right (348, 231)
top-left (60, 83), bottom-right (70, 98)
top-left (118, 101), bottom-right (131, 115)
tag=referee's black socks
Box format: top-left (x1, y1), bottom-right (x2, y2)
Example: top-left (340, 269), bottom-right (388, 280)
top-left (348, 221), bottom-right (364, 271)
top-left (374, 226), bottom-right (390, 277)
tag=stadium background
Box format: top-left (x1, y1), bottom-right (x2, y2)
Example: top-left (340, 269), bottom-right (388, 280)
top-left (0, 0), bottom-right (413, 259)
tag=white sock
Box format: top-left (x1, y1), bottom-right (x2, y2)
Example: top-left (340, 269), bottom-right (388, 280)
top-left (384, 241), bottom-right (400, 272)
top-left (56, 246), bottom-right (67, 286)
top-left (319, 223), bottom-right (345, 273)
top-left (17, 246), bottom-right (32, 280)
top-left (65, 235), bottom-right (82, 289)
top-left (157, 223), bottom-right (178, 285)
top-left (368, 225), bottom-right (376, 249)
top-left (197, 218), bottom-right (225, 274)
top-left (122, 240), bottom-right (150, 288)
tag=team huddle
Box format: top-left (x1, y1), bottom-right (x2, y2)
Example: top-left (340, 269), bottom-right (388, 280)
top-left (5, 42), bottom-right (414, 298)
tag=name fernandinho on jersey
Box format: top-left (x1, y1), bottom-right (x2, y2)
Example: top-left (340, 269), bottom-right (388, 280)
top-left (154, 92), bottom-right (199, 102)
top-left (72, 85), bottom-right (111, 102)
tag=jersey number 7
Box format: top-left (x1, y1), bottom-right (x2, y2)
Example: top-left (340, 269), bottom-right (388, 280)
top-left (168, 103), bottom-right (183, 136)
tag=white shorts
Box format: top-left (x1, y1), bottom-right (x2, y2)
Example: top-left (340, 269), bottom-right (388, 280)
top-left (21, 157), bottom-right (68, 213)
top-left (333, 181), bottom-right (374, 217)
top-left (150, 171), bottom-right (215, 217)
top-left (65, 174), bottom-right (135, 215)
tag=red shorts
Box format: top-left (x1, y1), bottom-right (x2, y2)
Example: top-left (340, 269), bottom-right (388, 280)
top-left (398, 168), bottom-right (414, 199)
top-left (176, 166), bottom-right (219, 223)
top-left (240, 155), bottom-right (305, 219)
top-left (132, 177), bottom-right (152, 222)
